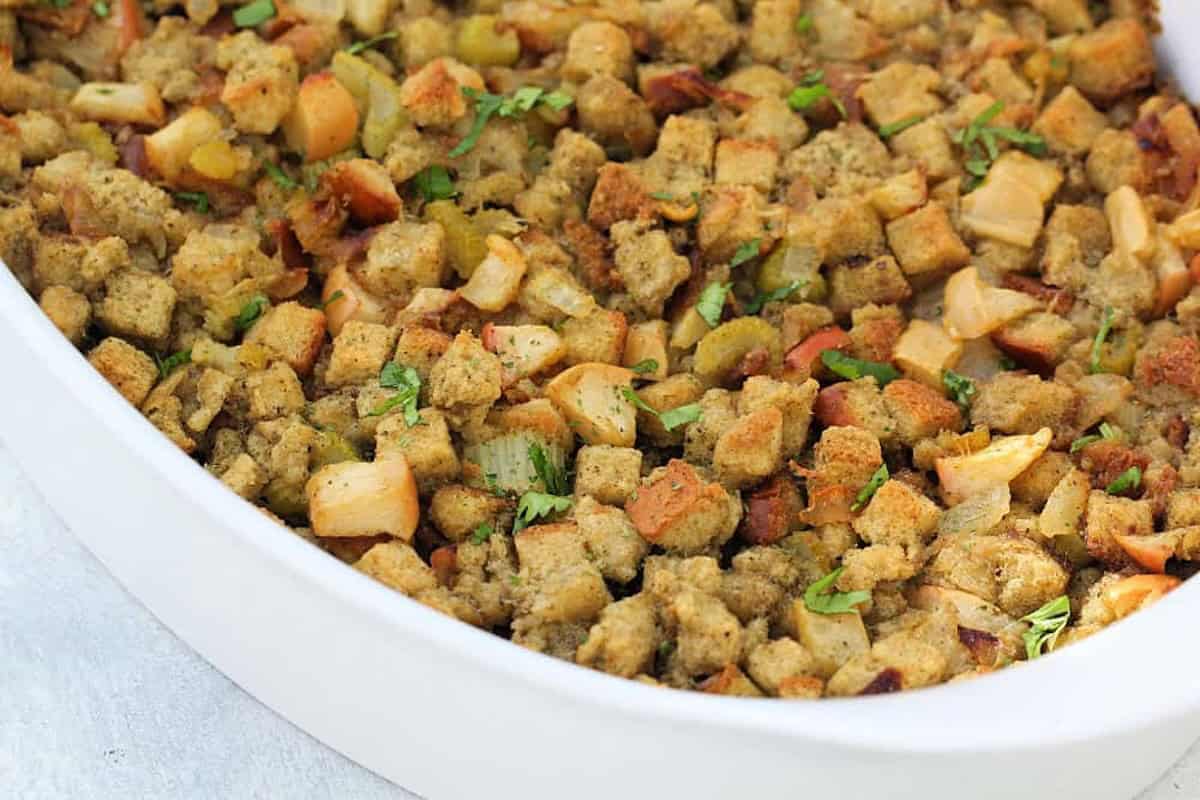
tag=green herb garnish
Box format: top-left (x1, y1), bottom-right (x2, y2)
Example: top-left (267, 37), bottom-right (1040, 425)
top-left (232, 0), bottom-right (275, 27)
top-left (878, 115), bottom-right (925, 139)
top-left (344, 31), bottom-right (399, 55)
top-left (155, 348), bottom-right (192, 380)
top-left (1020, 595), bottom-right (1070, 659)
top-left (450, 86), bottom-right (574, 157)
top-left (92, 0), bottom-right (109, 17)
top-left (264, 162), bottom-right (298, 190)
top-left (174, 191), bottom-right (210, 214)
top-left (649, 191), bottom-right (675, 201)
top-left (804, 567), bottom-right (871, 615)
top-left (413, 165), bottom-right (456, 202)
top-left (729, 238), bottom-right (762, 268)
top-left (1070, 422), bottom-right (1118, 453)
top-left (1089, 305), bottom-right (1114, 374)
top-left (369, 362), bottom-right (422, 425)
top-left (319, 290), bottom-right (346, 310)
top-left (696, 281), bottom-right (730, 327)
top-left (851, 463), bottom-right (888, 512)
top-left (528, 442), bottom-right (568, 496)
top-left (820, 349), bottom-right (900, 386)
top-left (513, 492), bottom-right (572, 533)
top-left (1106, 465), bottom-right (1141, 496)
top-left (744, 280), bottom-right (806, 315)
top-left (658, 403), bottom-right (703, 432)
top-left (470, 522), bottom-right (494, 545)
top-left (942, 370), bottom-right (976, 413)
top-left (953, 100), bottom-right (1046, 191)
top-left (630, 359), bottom-right (659, 375)
top-left (234, 293), bottom-right (268, 332)
top-left (795, 13), bottom-right (813, 33)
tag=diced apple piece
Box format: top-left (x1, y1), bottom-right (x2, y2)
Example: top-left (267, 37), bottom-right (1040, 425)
top-left (459, 235), bottom-right (528, 312)
top-left (784, 598), bottom-right (870, 678)
top-left (936, 427), bottom-right (1052, 505)
top-left (400, 288), bottom-right (457, 318)
top-left (70, 82), bottom-right (165, 127)
top-left (1073, 373), bottom-right (1133, 431)
top-left (306, 455), bottom-right (419, 540)
top-left (1102, 573), bottom-right (1181, 619)
top-left (1038, 468), bottom-right (1090, 541)
top-left (942, 267), bottom-right (1040, 340)
top-left (143, 106), bottom-right (223, 182)
top-left (669, 306), bottom-right (711, 352)
top-left (1152, 231), bottom-right (1192, 317)
top-left (1105, 185), bottom-right (1154, 261)
top-left (345, 0), bottom-right (389, 36)
top-left (322, 158), bottom-right (402, 225)
top-left (544, 362), bottom-right (636, 446)
top-left (482, 323), bottom-right (567, 386)
top-left (1113, 532), bottom-right (1180, 574)
top-left (784, 326), bottom-right (852, 373)
top-left (867, 168), bottom-right (927, 221)
top-left (1161, 102), bottom-right (1200, 170)
top-left (909, 585), bottom-right (1017, 635)
top-left (624, 321), bottom-right (669, 381)
top-left (520, 267), bottom-right (597, 318)
top-left (1168, 208), bottom-right (1200, 250)
top-left (961, 174), bottom-right (1045, 247)
top-left (321, 262), bottom-right (392, 336)
top-left (988, 151), bottom-right (1063, 204)
top-left (894, 318), bottom-right (963, 387)
top-left (189, 140), bottom-right (240, 181)
top-left (282, 72), bottom-right (360, 162)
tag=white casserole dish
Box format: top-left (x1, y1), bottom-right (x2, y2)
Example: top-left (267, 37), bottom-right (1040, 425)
top-left (5, 11), bottom-right (1200, 798)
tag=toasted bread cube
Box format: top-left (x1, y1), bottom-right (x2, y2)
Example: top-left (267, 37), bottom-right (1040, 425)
top-left (1068, 18), bottom-right (1154, 102)
top-left (970, 373), bottom-right (1076, 441)
top-left (561, 308), bottom-right (627, 366)
top-left (697, 664), bottom-right (763, 697)
top-left (575, 496), bottom-right (648, 583)
top-left (623, 321), bottom-right (668, 381)
top-left (1168, 489), bottom-right (1200, 529)
top-left (325, 320), bottom-right (396, 389)
top-left (889, 118), bottom-right (957, 180)
top-left (563, 20), bottom-right (634, 83)
top-left (244, 301), bottom-right (327, 376)
top-left (360, 220), bottom-right (447, 297)
top-left (745, 638), bottom-right (819, 698)
top-left (96, 269), bottom-right (177, 346)
top-left (739, 375), bottom-right (819, 456)
top-left (625, 459), bottom-right (739, 553)
top-left (683, 388), bottom-right (739, 465)
top-left (1085, 490), bottom-right (1153, 568)
top-left (515, 522), bottom-right (612, 624)
top-left (575, 444), bottom-right (643, 506)
top-left (70, 82), bottom-right (165, 127)
top-left (1032, 86), bottom-right (1108, 156)
top-left (868, 169), bottom-right (928, 221)
top-left (881, 378), bottom-right (961, 445)
top-left (429, 331), bottom-right (502, 423)
top-left (853, 479), bottom-right (941, 549)
top-left (39, 286), bottom-right (90, 345)
top-left (784, 598), bottom-right (870, 678)
top-left (671, 588), bottom-right (745, 676)
top-left (894, 319), bottom-right (963, 387)
top-left (576, 594), bottom-right (658, 678)
top-left (886, 202), bottom-right (970, 285)
top-left (827, 254), bottom-right (912, 316)
top-left (715, 138), bottom-right (780, 194)
top-left (813, 379), bottom-right (894, 444)
top-left (393, 327), bottom-right (452, 396)
top-left (88, 337), bottom-right (158, 407)
top-left (586, 162), bottom-right (654, 231)
top-left (283, 71), bottom-right (359, 160)
top-left (217, 32), bottom-right (299, 135)
top-left (1011, 451), bottom-right (1074, 511)
top-left (245, 361), bottom-right (306, 421)
top-left (636, 373), bottom-right (705, 447)
top-left (991, 311), bottom-right (1077, 372)
top-left (428, 484), bottom-right (509, 542)
top-left (713, 406), bottom-right (784, 489)
top-left (859, 62), bottom-right (944, 128)
top-left (375, 408), bottom-right (460, 493)
top-left (610, 220), bottom-right (690, 316)
top-left (809, 425), bottom-right (884, 496)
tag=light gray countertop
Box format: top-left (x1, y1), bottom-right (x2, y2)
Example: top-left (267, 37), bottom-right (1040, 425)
top-left (1, 440), bottom-right (1197, 799)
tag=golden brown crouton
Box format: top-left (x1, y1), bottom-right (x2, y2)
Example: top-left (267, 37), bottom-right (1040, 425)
top-left (1085, 490), bottom-right (1153, 569)
top-left (561, 308), bottom-right (628, 366)
top-left (926, 534), bottom-right (1069, 617)
top-left (785, 123), bottom-right (891, 197)
top-left (853, 479), bottom-right (940, 549)
top-left (610, 220), bottom-right (691, 316)
top-left (807, 425), bottom-right (884, 507)
top-left (376, 408), bottom-right (460, 494)
top-left (813, 378), bottom-right (895, 444)
top-left (739, 376), bottom-right (819, 456)
top-left (324, 321), bottom-right (396, 389)
top-left (399, 58), bottom-right (481, 128)
top-left (428, 331), bottom-right (502, 426)
top-left (714, 138), bottom-right (780, 195)
top-left (885, 202), bottom-right (970, 285)
top-left (574, 444), bottom-right (643, 506)
top-left (1167, 489), bottom-right (1200, 529)
top-left (745, 638), bottom-right (819, 697)
top-left (358, 220), bottom-right (447, 298)
top-left (827, 254), bottom-right (912, 316)
top-left (713, 406), bottom-right (784, 489)
top-left (1068, 19), bottom-right (1154, 102)
top-left (1032, 86), bottom-right (1109, 155)
top-left (683, 388), bottom-right (739, 464)
top-left (859, 62), bottom-right (944, 129)
top-left (991, 312), bottom-right (1077, 373)
top-left (514, 522), bottom-right (613, 625)
top-left (577, 594), bottom-right (659, 678)
top-left (39, 285), bottom-right (90, 345)
top-left (783, 598), bottom-right (870, 678)
top-left (562, 21), bottom-right (634, 84)
top-left (216, 31), bottom-right (299, 135)
top-left (87, 337), bottom-right (158, 407)
top-left (1086, 128), bottom-right (1148, 195)
top-left (1011, 451), bottom-right (1074, 511)
top-left (429, 484), bottom-right (509, 543)
top-left (586, 162), bottom-right (654, 231)
top-left (243, 301), bottom-right (327, 376)
top-left (971, 373), bottom-right (1077, 444)
top-left (575, 74), bottom-right (657, 157)
top-left (574, 496), bottom-right (649, 583)
top-left (648, 0), bottom-right (740, 69)
top-left (626, 459), bottom-right (739, 553)
top-left (696, 184), bottom-right (771, 265)
top-left (889, 118), bottom-right (957, 180)
top-left (244, 361), bottom-right (305, 421)
top-left (95, 269), bottom-right (177, 347)
top-left (669, 587), bottom-right (745, 676)
top-left (881, 379), bottom-right (962, 445)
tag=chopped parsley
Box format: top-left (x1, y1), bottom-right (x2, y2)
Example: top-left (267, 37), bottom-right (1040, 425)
top-left (1070, 422), bottom-right (1118, 453)
top-left (878, 115), bottom-right (925, 139)
top-left (174, 191), bottom-right (210, 214)
top-left (1020, 595), bottom-right (1070, 659)
top-left (1106, 465), bottom-right (1141, 496)
top-left (942, 370), bottom-right (976, 413)
top-left (344, 31), bottom-right (399, 55)
top-left (264, 162), bottom-right (298, 190)
top-left (851, 463), bottom-right (888, 512)
top-left (696, 281), bottom-right (730, 327)
top-left (952, 100), bottom-right (1046, 190)
top-left (92, 0), bottom-right (109, 17)
top-left (369, 363), bottom-right (422, 425)
top-left (794, 13), bottom-right (813, 34)
top-left (649, 191), bottom-right (676, 201)
top-left (234, 293), bottom-right (269, 332)
top-left (820, 349), bottom-right (900, 386)
top-left (232, 0), bottom-right (275, 27)
top-left (804, 567), bottom-right (871, 615)
top-left (787, 71), bottom-right (846, 118)
top-left (1089, 305), bottom-right (1115, 374)
top-left (621, 386), bottom-right (657, 415)
top-left (744, 279), bottom-right (806, 315)
top-left (154, 348), bottom-right (191, 380)
top-left (629, 359), bottom-right (659, 375)
top-left (470, 522), bottom-right (494, 545)
top-left (450, 86), bottom-right (574, 157)
top-left (659, 403), bottom-right (703, 432)
top-left (413, 165), bottom-right (456, 202)
top-left (528, 442), bottom-right (568, 496)
top-left (513, 492), bottom-right (572, 533)
top-left (729, 238), bottom-right (762, 268)
top-left (319, 290), bottom-right (346, 310)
